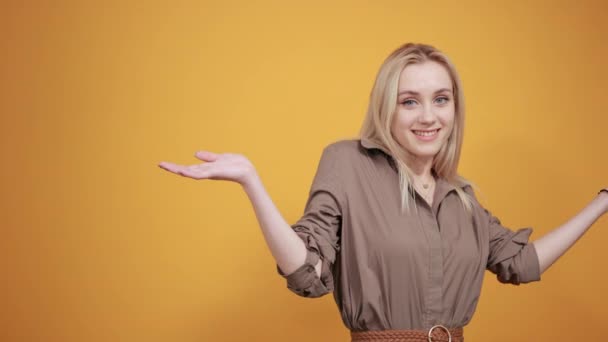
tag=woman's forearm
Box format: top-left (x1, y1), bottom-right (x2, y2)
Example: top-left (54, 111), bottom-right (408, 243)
top-left (533, 191), bottom-right (608, 274)
top-left (241, 173), bottom-right (313, 276)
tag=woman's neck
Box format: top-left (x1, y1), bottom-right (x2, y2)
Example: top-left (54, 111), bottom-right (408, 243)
top-left (403, 154), bottom-right (435, 182)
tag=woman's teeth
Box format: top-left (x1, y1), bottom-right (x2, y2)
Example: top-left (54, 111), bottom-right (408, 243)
top-left (413, 129), bottom-right (439, 136)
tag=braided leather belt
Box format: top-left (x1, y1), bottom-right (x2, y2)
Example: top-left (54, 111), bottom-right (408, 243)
top-left (350, 325), bottom-right (464, 342)
top-left (428, 325), bottom-right (452, 342)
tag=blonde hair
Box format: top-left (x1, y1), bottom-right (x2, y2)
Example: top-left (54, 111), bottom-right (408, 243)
top-left (359, 42), bottom-right (477, 215)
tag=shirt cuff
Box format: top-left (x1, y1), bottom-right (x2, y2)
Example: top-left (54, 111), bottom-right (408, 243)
top-left (277, 248), bottom-right (330, 297)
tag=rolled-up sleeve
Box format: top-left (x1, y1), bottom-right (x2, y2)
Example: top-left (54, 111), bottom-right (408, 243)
top-left (276, 145), bottom-right (343, 298)
top-left (484, 208), bottom-right (541, 285)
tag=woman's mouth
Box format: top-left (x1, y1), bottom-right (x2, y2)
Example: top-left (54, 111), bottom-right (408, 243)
top-left (411, 128), bottom-right (440, 141)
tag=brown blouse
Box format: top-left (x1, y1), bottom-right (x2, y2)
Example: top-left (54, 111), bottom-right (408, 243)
top-left (277, 138), bottom-right (541, 332)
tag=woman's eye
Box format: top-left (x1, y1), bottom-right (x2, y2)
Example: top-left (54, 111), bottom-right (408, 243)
top-left (401, 97), bottom-right (449, 106)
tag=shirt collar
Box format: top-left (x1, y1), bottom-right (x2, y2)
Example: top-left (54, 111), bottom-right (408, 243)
top-left (359, 137), bottom-right (464, 206)
top-left (434, 177), bottom-right (459, 206)
top-left (360, 137), bottom-right (391, 155)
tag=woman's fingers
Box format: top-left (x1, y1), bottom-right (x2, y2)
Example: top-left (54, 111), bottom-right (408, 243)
top-left (158, 152), bottom-right (255, 184)
top-left (158, 161), bottom-right (180, 173)
top-left (178, 165), bottom-right (202, 178)
top-left (158, 161), bottom-right (212, 179)
top-left (194, 151), bottom-right (218, 162)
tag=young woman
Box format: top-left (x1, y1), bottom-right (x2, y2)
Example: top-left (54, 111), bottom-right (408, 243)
top-left (158, 42), bottom-right (608, 342)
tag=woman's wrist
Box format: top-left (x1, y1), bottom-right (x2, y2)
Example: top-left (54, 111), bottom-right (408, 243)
top-left (597, 189), bottom-right (608, 214)
top-left (241, 171), bottom-right (263, 195)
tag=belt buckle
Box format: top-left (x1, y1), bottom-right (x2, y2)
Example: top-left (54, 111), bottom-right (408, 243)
top-left (428, 324), bottom-right (451, 342)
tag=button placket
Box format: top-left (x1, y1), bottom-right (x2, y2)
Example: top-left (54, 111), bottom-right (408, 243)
top-left (418, 197), bottom-right (445, 328)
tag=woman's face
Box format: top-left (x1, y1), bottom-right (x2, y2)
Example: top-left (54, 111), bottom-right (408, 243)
top-left (391, 61), bottom-right (455, 161)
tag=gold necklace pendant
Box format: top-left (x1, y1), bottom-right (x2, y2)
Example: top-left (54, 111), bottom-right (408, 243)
top-left (422, 183), bottom-right (429, 189)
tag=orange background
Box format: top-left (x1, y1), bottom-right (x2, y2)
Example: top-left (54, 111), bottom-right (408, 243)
top-left (1, 1), bottom-right (607, 341)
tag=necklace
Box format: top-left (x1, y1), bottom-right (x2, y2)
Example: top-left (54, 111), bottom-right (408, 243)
top-left (415, 177), bottom-right (434, 190)
top-left (417, 181), bottom-right (433, 195)
top-left (414, 177), bottom-right (435, 204)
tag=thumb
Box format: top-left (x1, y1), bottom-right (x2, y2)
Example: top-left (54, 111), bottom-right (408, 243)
top-left (194, 151), bottom-right (218, 162)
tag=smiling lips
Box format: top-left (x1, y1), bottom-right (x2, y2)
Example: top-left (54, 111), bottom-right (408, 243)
top-left (412, 128), bottom-right (440, 141)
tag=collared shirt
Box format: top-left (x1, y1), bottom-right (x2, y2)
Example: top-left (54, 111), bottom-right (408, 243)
top-left (277, 138), bottom-right (541, 332)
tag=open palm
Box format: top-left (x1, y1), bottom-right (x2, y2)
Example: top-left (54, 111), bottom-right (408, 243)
top-left (158, 151), bottom-right (256, 185)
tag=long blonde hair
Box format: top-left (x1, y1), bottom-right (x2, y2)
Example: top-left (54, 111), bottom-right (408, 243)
top-left (359, 42), bottom-right (476, 215)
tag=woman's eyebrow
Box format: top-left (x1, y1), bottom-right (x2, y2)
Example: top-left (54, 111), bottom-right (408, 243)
top-left (398, 88), bottom-right (452, 96)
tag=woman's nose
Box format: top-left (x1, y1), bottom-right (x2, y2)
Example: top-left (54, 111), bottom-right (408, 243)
top-left (418, 104), bottom-right (437, 123)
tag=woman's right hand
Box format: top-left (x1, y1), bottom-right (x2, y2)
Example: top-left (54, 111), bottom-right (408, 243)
top-left (159, 150), bottom-right (317, 285)
top-left (158, 151), bottom-right (257, 186)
